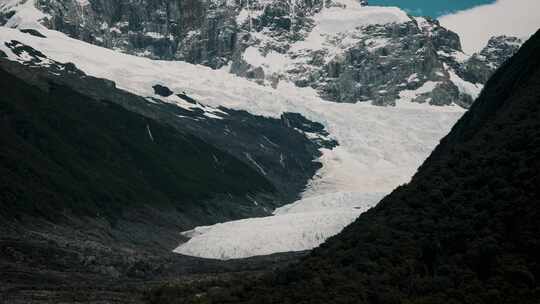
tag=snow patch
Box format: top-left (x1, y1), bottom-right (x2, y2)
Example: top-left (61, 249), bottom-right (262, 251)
top-left (398, 81), bottom-right (439, 103)
top-left (448, 67), bottom-right (483, 99)
top-left (144, 31), bottom-right (165, 39)
top-left (0, 0), bottom-right (50, 29)
top-left (75, 0), bottom-right (90, 7)
top-left (242, 46), bottom-right (292, 75)
top-left (291, 5), bottom-right (410, 53)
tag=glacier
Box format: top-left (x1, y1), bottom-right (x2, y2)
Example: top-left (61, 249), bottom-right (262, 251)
top-left (0, 0), bottom-right (465, 259)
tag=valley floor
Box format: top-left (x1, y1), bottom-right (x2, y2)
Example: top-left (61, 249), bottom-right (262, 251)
top-left (0, 228), bottom-right (306, 303)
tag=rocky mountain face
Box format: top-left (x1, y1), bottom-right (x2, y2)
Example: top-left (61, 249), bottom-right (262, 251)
top-left (0, 0), bottom-right (521, 107)
top-left (289, 17), bottom-right (473, 106)
top-left (462, 35), bottom-right (523, 84)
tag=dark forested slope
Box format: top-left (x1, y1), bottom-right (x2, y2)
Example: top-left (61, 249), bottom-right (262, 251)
top-left (150, 30), bottom-right (540, 304)
top-left (0, 67), bottom-right (275, 223)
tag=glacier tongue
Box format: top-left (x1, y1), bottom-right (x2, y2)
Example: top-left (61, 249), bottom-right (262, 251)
top-left (173, 102), bottom-right (464, 259)
top-left (174, 192), bottom-right (384, 260)
top-left (175, 211), bottom-right (361, 260)
top-left (0, 26), bottom-right (464, 259)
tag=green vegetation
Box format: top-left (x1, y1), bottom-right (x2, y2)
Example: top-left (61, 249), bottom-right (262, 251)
top-left (146, 30), bottom-right (540, 304)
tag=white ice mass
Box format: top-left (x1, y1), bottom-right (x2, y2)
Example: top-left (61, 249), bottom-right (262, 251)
top-left (0, 0), bottom-right (465, 259)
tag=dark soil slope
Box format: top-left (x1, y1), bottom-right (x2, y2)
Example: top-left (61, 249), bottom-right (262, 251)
top-left (151, 29), bottom-right (540, 304)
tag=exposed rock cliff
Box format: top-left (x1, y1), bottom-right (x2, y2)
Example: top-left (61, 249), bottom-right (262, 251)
top-left (462, 35), bottom-right (523, 84)
top-left (0, 0), bottom-right (522, 107)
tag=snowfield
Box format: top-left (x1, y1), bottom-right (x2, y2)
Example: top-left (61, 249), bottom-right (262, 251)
top-left (0, 1), bottom-right (465, 259)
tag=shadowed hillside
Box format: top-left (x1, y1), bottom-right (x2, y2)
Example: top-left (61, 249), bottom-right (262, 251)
top-left (0, 66), bottom-right (275, 223)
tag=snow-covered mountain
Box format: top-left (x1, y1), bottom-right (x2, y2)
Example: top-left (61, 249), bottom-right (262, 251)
top-left (0, 0), bottom-right (522, 260)
top-left (1, 0), bottom-right (521, 107)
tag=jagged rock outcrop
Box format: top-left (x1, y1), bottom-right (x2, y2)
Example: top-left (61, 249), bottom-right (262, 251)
top-left (19, 0), bottom-right (327, 67)
top-left (462, 35), bottom-right (523, 84)
top-left (33, 0), bottom-right (238, 67)
top-left (234, 10), bottom-right (521, 107)
top-left (310, 18), bottom-right (471, 106)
